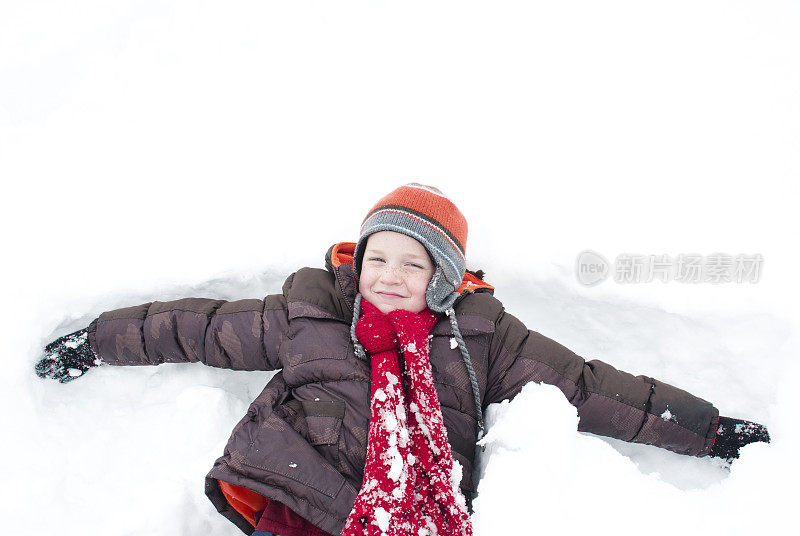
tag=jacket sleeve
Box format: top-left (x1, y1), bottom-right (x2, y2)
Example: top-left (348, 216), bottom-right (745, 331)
top-left (87, 295), bottom-right (289, 371)
top-left (484, 307), bottom-right (719, 457)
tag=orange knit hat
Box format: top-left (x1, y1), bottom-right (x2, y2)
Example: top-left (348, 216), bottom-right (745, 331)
top-left (353, 183), bottom-right (468, 312)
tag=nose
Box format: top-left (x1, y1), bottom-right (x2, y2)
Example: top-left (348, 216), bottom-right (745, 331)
top-left (378, 265), bottom-right (403, 285)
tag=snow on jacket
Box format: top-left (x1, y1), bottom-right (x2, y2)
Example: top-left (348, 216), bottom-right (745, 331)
top-left (87, 242), bottom-right (720, 535)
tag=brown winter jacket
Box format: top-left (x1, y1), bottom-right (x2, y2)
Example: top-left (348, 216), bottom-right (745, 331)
top-left (87, 242), bottom-right (720, 536)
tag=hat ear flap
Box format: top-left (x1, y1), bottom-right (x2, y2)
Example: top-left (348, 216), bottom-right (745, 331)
top-left (425, 264), bottom-right (459, 313)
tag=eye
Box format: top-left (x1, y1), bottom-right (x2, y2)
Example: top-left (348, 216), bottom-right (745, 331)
top-left (367, 257), bottom-right (385, 263)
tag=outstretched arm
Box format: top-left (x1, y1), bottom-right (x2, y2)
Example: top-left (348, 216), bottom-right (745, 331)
top-left (485, 307), bottom-right (769, 460)
top-left (36, 295), bottom-right (289, 382)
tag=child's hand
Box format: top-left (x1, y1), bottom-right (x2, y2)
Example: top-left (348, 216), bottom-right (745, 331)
top-left (35, 327), bottom-right (102, 383)
top-left (709, 416), bottom-right (770, 462)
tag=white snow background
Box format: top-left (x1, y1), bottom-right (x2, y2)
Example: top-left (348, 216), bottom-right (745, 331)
top-left (1, 1), bottom-right (798, 535)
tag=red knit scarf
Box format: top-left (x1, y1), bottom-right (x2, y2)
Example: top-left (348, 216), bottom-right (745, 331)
top-left (342, 298), bottom-right (473, 536)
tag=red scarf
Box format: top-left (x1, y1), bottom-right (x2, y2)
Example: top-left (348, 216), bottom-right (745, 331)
top-left (342, 298), bottom-right (473, 536)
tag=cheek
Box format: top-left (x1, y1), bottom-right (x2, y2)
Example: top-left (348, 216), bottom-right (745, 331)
top-left (358, 267), bottom-right (376, 290)
top-left (409, 276), bottom-right (431, 297)
top-left (358, 271), bottom-right (369, 290)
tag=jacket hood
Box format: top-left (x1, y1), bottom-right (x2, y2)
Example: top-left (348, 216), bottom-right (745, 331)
top-left (324, 242), bottom-right (494, 308)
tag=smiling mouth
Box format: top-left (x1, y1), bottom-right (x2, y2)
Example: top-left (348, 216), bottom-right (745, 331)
top-left (376, 291), bottom-right (406, 298)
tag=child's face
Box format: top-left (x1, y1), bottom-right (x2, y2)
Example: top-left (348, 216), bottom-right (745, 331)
top-left (359, 231), bottom-right (435, 314)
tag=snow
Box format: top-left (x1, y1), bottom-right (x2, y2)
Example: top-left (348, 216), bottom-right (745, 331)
top-left (2, 1), bottom-right (799, 535)
top-left (383, 411), bottom-right (399, 433)
top-left (385, 445), bottom-right (404, 482)
top-left (375, 506), bottom-right (390, 532)
top-left (62, 332), bottom-right (86, 349)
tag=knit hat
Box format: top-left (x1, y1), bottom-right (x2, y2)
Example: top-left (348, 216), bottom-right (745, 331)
top-left (353, 183), bottom-right (468, 313)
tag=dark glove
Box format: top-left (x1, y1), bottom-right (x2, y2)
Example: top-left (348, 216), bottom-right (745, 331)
top-left (35, 327), bottom-right (102, 383)
top-left (709, 416), bottom-right (770, 462)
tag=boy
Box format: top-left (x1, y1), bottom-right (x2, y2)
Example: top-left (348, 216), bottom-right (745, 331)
top-left (36, 183), bottom-right (769, 536)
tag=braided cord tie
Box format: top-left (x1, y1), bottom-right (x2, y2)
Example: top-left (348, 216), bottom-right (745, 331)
top-left (351, 293), bottom-right (367, 361)
top-left (446, 308), bottom-right (485, 440)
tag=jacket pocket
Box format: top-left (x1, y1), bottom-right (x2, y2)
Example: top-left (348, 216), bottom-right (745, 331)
top-left (242, 408), bottom-right (346, 501)
top-left (286, 399), bottom-right (345, 469)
